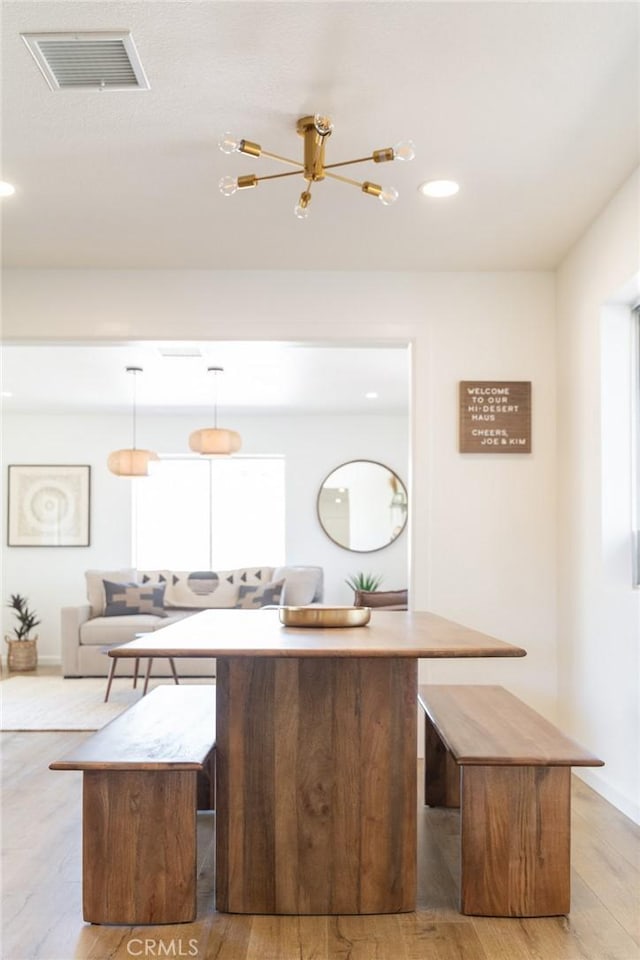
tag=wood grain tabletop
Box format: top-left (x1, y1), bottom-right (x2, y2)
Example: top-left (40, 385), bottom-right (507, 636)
top-left (107, 608), bottom-right (527, 659)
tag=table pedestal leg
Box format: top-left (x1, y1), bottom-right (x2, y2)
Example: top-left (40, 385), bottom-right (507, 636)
top-left (215, 655), bottom-right (417, 915)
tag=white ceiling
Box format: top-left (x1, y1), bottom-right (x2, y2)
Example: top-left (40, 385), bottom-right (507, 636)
top-left (1, 1), bottom-right (638, 272)
top-left (1, 342), bottom-right (410, 415)
top-left (1, 2), bottom-right (637, 416)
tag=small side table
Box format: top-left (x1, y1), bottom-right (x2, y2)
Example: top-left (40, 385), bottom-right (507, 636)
top-left (103, 646), bottom-right (179, 702)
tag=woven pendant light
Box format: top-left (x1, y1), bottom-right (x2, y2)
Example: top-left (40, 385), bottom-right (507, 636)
top-left (107, 366), bottom-right (159, 477)
top-left (188, 366), bottom-right (242, 455)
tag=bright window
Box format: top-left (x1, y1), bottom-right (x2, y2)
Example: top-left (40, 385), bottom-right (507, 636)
top-left (634, 305), bottom-right (640, 586)
top-left (132, 456), bottom-right (285, 570)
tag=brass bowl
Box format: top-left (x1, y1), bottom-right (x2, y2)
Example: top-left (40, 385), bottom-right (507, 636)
top-left (279, 605), bottom-right (371, 628)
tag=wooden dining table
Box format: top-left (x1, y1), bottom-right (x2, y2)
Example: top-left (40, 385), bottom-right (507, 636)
top-left (109, 608), bottom-right (526, 916)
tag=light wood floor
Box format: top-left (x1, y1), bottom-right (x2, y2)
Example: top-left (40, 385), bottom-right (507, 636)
top-left (2, 726), bottom-right (639, 959)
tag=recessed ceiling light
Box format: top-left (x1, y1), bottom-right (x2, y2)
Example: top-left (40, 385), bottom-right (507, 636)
top-left (0, 181), bottom-right (16, 197)
top-left (419, 180), bottom-right (460, 198)
top-left (365, 391), bottom-right (379, 399)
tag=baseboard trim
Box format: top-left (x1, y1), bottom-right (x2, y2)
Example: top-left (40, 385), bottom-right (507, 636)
top-left (575, 768), bottom-right (640, 825)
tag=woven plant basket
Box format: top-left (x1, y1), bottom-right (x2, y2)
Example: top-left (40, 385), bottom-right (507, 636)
top-left (5, 636), bottom-right (38, 672)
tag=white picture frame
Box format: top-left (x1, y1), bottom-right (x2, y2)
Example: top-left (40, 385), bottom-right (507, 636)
top-left (7, 464), bottom-right (91, 547)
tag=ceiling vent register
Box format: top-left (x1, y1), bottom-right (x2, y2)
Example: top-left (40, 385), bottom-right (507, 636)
top-left (21, 31), bottom-right (150, 91)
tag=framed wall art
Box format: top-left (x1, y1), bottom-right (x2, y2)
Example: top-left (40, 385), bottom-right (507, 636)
top-left (7, 465), bottom-right (91, 547)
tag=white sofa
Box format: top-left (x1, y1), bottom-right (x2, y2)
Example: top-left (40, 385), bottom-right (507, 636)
top-left (61, 565), bottom-right (323, 677)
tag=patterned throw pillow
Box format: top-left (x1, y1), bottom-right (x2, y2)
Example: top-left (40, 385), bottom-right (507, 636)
top-left (234, 579), bottom-right (285, 609)
top-left (102, 580), bottom-right (168, 618)
top-left (137, 570), bottom-right (172, 587)
top-left (165, 568), bottom-right (273, 609)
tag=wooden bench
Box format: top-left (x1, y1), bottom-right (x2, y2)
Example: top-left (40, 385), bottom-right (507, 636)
top-left (50, 684), bottom-right (216, 925)
top-left (417, 684), bottom-right (604, 918)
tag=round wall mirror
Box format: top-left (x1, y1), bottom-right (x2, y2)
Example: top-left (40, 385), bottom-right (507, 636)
top-left (317, 459), bottom-right (408, 553)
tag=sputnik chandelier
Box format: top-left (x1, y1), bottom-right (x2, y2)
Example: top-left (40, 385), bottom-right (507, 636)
top-left (218, 114), bottom-right (415, 219)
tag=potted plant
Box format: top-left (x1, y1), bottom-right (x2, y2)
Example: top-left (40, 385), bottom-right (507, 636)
top-left (345, 572), bottom-right (383, 600)
top-left (5, 594), bottom-right (41, 672)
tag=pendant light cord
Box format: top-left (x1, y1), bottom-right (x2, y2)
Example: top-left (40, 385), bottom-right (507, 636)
top-left (208, 366), bottom-right (223, 430)
top-left (132, 371), bottom-right (137, 449)
top-left (126, 365), bottom-right (143, 451)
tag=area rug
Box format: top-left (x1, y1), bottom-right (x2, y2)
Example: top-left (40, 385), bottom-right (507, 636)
top-left (0, 675), bottom-right (213, 731)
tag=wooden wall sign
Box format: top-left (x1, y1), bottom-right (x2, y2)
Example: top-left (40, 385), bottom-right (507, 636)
top-left (459, 381), bottom-right (531, 453)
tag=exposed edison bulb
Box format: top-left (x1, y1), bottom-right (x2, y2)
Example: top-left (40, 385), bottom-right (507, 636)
top-left (313, 114), bottom-right (334, 136)
top-left (294, 190), bottom-right (311, 219)
top-left (218, 175), bottom-right (238, 197)
top-left (379, 186), bottom-right (399, 206)
top-left (393, 140), bottom-right (416, 162)
top-left (218, 132), bottom-right (241, 154)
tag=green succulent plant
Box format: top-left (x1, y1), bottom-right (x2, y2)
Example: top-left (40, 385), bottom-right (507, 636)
top-left (345, 572), bottom-right (384, 593)
top-left (7, 594), bottom-right (41, 641)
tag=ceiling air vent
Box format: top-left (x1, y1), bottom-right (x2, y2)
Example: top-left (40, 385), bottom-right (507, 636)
top-left (158, 347), bottom-right (204, 358)
top-left (21, 31), bottom-right (150, 91)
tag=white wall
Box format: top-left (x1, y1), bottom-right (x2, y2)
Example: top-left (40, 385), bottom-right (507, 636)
top-left (2, 269), bottom-right (557, 716)
top-left (556, 167), bottom-right (640, 822)
top-left (1, 411), bottom-right (409, 661)
top-left (3, 183), bottom-right (638, 822)
top-left (412, 278), bottom-right (558, 717)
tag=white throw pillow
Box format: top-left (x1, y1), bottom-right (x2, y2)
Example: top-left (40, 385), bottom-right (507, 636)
top-left (273, 566), bottom-right (321, 606)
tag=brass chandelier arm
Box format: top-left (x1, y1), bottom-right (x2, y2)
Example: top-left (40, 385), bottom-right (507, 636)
top-left (255, 153), bottom-right (385, 176)
top-left (323, 170), bottom-right (366, 188)
top-left (324, 171), bottom-right (386, 199)
top-left (260, 149), bottom-right (305, 168)
top-left (323, 156), bottom-right (377, 171)
top-left (254, 169), bottom-right (306, 183)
